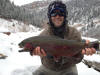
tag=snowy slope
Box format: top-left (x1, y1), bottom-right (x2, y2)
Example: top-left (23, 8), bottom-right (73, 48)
top-left (10, 0), bottom-right (43, 6)
top-left (77, 62), bottom-right (100, 75)
top-left (0, 29), bottom-right (42, 75)
top-left (0, 18), bottom-right (40, 32)
top-left (0, 32), bottom-right (42, 75)
top-left (10, 0), bottom-right (70, 6)
top-left (0, 18), bottom-right (42, 75)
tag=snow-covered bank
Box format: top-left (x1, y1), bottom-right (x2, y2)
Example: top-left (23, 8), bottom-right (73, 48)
top-left (77, 62), bottom-right (100, 75)
top-left (0, 17), bottom-right (42, 75)
top-left (0, 31), bottom-right (42, 75)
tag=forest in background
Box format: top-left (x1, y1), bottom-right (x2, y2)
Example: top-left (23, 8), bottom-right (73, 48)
top-left (0, 0), bottom-right (100, 39)
top-left (0, 0), bottom-right (100, 27)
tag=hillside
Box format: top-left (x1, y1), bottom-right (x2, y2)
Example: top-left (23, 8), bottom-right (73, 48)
top-left (81, 18), bottom-right (100, 40)
top-left (0, 18), bottom-right (40, 33)
top-left (0, 0), bottom-right (100, 28)
top-left (23, 0), bottom-right (100, 25)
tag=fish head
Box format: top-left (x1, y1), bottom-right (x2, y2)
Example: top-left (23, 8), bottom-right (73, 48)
top-left (24, 42), bottom-right (34, 50)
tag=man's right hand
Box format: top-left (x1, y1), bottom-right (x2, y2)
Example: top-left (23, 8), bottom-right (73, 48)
top-left (32, 46), bottom-right (47, 57)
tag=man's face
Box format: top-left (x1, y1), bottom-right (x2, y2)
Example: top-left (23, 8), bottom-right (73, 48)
top-left (50, 10), bottom-right (64, 27)
top-left (51, 15), bottom-right (64, 27)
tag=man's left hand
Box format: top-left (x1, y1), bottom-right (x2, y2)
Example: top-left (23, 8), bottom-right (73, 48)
top-left (82, 40), bottom-right (96, 55)
top-left (82, 48), bottom-right (96, 55)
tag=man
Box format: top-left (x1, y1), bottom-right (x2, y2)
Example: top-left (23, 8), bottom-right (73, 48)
top-left (32, 1), bottom-right (96, 75)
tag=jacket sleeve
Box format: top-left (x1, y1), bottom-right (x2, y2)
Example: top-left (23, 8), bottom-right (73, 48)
top-left (39, 29), bottom-right (49, 36)
top-left (70, 27), bottom-right (84, 64)
top-left (68, 27), bottom-right (82, 42)
top-left (63, 27), bottom-right (83, 64)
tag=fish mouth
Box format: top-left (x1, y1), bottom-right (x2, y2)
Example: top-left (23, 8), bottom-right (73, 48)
top-left (18, 43), bottom-right (24, 48)
top-left (18, 48), bottom-right (30, 52)
top-left (19, 45), bottom-right (23, 48)
top-left (18, 49), bottom-right (25, 52)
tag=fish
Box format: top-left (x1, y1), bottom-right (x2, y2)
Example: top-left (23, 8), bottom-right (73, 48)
top-left (18, 36), bottom-right (100, 57)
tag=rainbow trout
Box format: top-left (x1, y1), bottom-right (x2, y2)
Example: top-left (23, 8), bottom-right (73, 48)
top-left (18, 36), bottom-right (100, 57)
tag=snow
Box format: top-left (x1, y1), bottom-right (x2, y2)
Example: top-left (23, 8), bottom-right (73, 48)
top-left (0, 31), bottom-right (42, 75)
top-left (10, 0), bottom-right (45, 6)
top-left (0, 18), bottom-right (42, 75)
top-left (0, 18), bottom-right (100, 75)
top-left (0, 18), bottom-right (40, 32)
top-left (82, 37), bottom-right (98, 42)
top-left (84, 54), bottom-right (100, 62)
top-left (10, 0), bottom-right (71, 6)
top-left (77, 62), bottom-right (100, 75)
top-left (0, 27), bottom-right (9, 32)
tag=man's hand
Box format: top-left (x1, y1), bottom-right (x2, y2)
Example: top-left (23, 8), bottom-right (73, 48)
top-left (31, 46), bottom-right (47, 57)
top-left (82, 48), bottom-right (96, 55)
top-left (82, 40), bottom-right (96, 55)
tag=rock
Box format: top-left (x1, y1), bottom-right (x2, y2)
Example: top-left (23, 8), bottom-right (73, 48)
top-left (3, 32), bottom-right (11, 36)
top-left (82, 59), bottom-right (100, 72)
top-left (0, 53), bottom-right (7, 59)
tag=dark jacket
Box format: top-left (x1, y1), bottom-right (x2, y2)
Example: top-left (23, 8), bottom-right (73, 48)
top-left (39, 23), bottom-right (83, 71)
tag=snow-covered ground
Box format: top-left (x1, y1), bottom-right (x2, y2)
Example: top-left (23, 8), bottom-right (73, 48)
top-left (0, 18), bottom-right (42, 75)
top-left (77, 62), bottom-right (100, 75)
top-left (0, 18), bottom-right (100, 75)
top-left (0, 31), bottom-right (42, 75)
